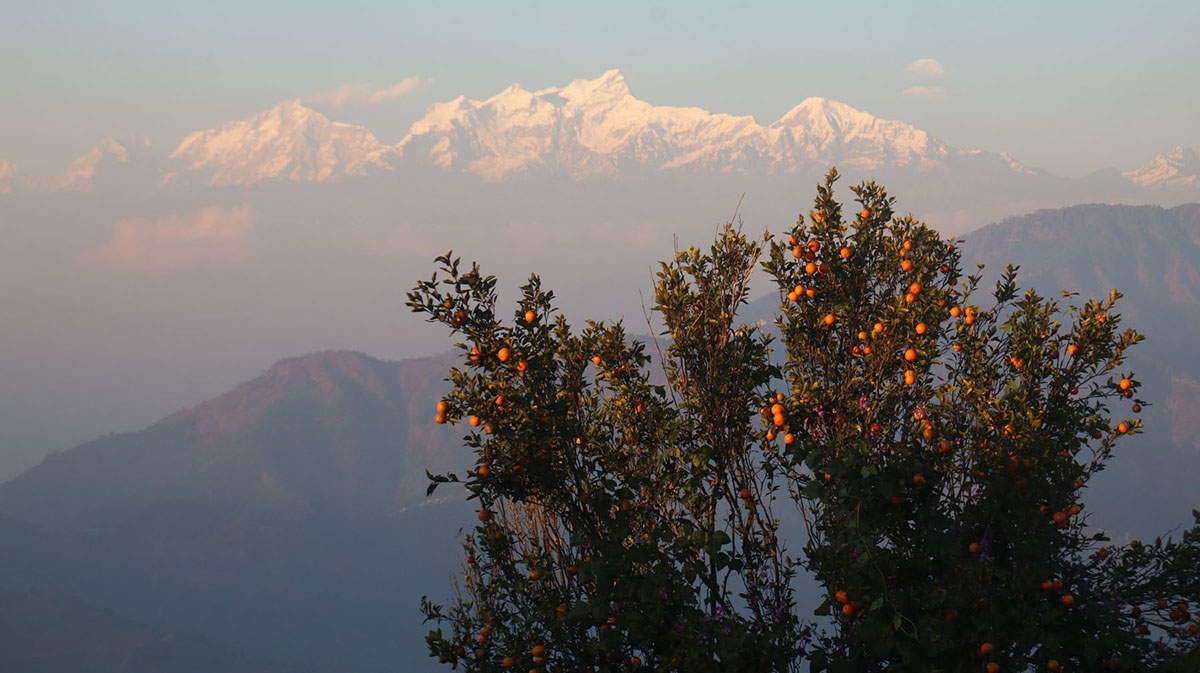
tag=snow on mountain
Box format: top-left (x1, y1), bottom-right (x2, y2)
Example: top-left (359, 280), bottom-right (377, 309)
top-left (170, 100), bottom-right (399, 186)
top-left (768, 97), bottom-right (949, 170)
top-left (397, 69), bottom-right (973, 180)
top-left (52, 137), bottom-right (149, 192)
top-left (1124, 146), bottom-right (1200, 189)
top-left (0, 158), bottom-right (25, 194)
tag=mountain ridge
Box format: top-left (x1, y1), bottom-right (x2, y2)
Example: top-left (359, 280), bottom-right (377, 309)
top-left (8, 70), bottom-right (1194, 194)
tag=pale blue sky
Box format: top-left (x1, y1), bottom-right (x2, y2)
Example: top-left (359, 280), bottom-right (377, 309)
top-left (2, 0), bottom-right (1197, 177)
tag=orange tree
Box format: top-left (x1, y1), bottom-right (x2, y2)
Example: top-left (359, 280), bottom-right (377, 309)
top-left (763, 169), bottom-right (1199, 672)
top-left (410, 170), bottom-right (1199, 672)
top-left (407, 229), bottom-right (804, 673)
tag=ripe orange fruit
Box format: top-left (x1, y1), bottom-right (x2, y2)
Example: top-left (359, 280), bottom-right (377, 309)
top-left (808, 240), bottom-right (820, 252)
top-left (1052, 579), bottom-right (1063, 590)
top-left (773, 414), bottom-right (785, 427)
top-left (556, 604), bottom-right (567, 616)
top-left (525, 310), bottom-right (536, 323)
top-left (1042, 579), bottom-right (1054, 590)
top-left (470, 347), bottom-right (481, 361)
top-left (905, 348), bottom-right (917, 362)
top-left (824, 313), bottom-right (836, 325)
top-left (901, 259), bottom-right (913, 272)
top-left (1117, 422), bottom-right (1128, 434)
top-left (1052, 511), bottom-right (1067, 525)
top-left (969, 542), bottom-right (980, 553)
top-left (502, 656), bottom-right (514, 668)
top-left (939, 440), bottom-right (953, 453)
top-left (1061, 594), bottom-right (1074, 606)
top-left (739, 487), bottom-right (752, 500)
top-left (903, 239), bottom-right (913, 251)
top-left (835, 590), bottom-right (849, 604)
top-left (1119, 378), bottom-right (1131, 390)
top-left (842, 603), bottom-right (857, 616)
top-left (964, 314), bottom-right (976, 325)
top-left (517, 361), bottom-right (528, 372)
top-left (771, 403), bottom-right (784, 416)
top-left (905, 293), bottom-right (916, 304)
top-left (478, 509), bottom-right (492, 522)
top-left (792, 246), bottom-right (802, 258)
top-left (437, 400), bottom-right (449, 413)
top-left (987, 663), bottom-right (999, 673)
top-left (805, 261), bottom-right (816, 274)
top-left (477, 464), bottom-right (490, 477)
top-left (592, 355), bottom-right (602, 365)
top-left (530, 569), bottom-right (541, 580)
top-left (498, 347), bottom-right (511, 362)
top-left (469, 415), bottom-right (481, 427)
top-left (787, 291), bottom-right (798, 302)
top-left (631, 657), bottom-right (642, 667)
top-left (435, 413), bottom-right (446, 424)
top-left (858, 330), bottom-right (868, 341)
top-left (874, 322), bottom-right (885, 334)
top-left (814, 212), bottom-right (824, 223)
top-left (904, 370), bottom-right (916, 385)
top-left (909, 282), bottom-right (922, 295)
top-left (1048, 660), bottom-right (1060, 671)
top-left (784, 433), bottom-right (795, 444)
top-left (1067, 344), bottom-right (1078, 356)
top-left (979, 642), bottom-right (994, 655)
top-left (950, 306), bottom-right (961, 317)
top-left (840, 247), bottom-right (851, 259)
top-left (915, 322), bottom-right (927, 335)
top-left (861, 208), bottom-right (871, 218)
top-left (912, 474), bottom-right (926, 485)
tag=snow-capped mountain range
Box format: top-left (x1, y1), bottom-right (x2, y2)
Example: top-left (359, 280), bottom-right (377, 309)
top-left (1, 70), bottom-right (1197, 193)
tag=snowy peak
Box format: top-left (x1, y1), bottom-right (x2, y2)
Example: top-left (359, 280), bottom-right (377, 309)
top-left (771, 97), bottom-right (949, 169)
top-left (55, 136), bottom-right (154, 192)
top-left (0, 158), bottom-right (25, 194)
top-left (556, 68), bottom-right (632, 103)
top-left (398, 71), bottom-right (963, 180)
top-left (170, 99), bottom-right (398, 186)
top-left (1125, 146), bottom-right (1200, 189)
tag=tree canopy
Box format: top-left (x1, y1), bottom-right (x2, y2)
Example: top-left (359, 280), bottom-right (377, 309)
top-left (408, 170), bottom-right (1199, 672)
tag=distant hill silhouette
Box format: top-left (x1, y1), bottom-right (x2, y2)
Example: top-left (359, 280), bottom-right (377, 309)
top-left (0, 350), bottom-right (468, 529)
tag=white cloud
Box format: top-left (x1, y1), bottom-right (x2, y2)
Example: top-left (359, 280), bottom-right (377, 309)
top-left (303, 77), bottom-right (429, 109)
top-left (901, 85), bottom-right (949, 100)
top-left (904, 58), bottom-right (946, 78)
top-left (84, 205), bottom-right (253, 272)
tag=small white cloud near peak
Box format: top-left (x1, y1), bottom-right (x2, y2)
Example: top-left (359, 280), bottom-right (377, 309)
top-left (83, 205), bottom-right (254, 273)
top-left (901, 85), bottom-right (949, 100)
top-left (904, 58), bottom-right (946, 78)
top-left (303, 77), bottom-right (430, 110)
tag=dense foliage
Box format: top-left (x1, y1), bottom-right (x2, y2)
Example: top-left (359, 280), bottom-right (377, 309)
top-left (409, 170), bottom-right (1199, 672)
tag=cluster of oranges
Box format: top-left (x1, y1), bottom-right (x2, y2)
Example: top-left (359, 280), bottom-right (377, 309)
top-left (834, 589), bottom-right (860, 617)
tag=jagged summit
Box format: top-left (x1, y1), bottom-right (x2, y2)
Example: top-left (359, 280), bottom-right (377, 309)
top-left (0, 158), bottom-right (24, 194)
top-left (1124, 146), bottom-right (1200, 189)
top-left (27, 69), bottom-right (1190, 192)
top-left (54, 136), bottom-right (153, 192)
top-left (170, 99), bottom-right (399, 186)
top-left (396, 71), bottom-right (961, 179)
